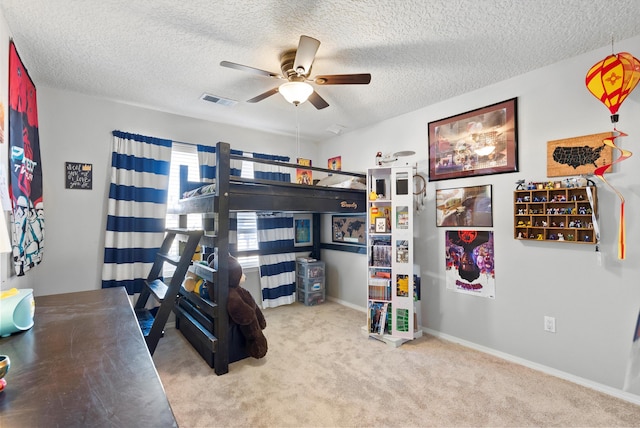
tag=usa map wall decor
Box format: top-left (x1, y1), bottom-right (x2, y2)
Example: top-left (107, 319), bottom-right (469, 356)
top-left (546, 132), bottom-right (613, 177)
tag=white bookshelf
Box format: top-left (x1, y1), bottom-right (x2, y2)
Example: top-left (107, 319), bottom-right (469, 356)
top-left (366, 166), bottom-right (421, 345)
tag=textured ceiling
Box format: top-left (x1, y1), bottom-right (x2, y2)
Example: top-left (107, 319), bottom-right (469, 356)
top-left (1, 0), bottom-right (639, 141)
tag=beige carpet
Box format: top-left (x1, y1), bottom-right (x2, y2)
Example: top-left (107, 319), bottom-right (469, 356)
top-left (153, 301), bottom-right (640, 427)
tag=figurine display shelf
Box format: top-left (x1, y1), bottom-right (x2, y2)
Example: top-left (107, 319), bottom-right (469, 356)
top-left (514, 185), bottom-right (598, 244)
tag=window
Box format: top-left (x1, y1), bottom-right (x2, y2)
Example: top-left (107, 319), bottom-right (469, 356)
top-left (237, 154), bottom-right (259, 269)
top-left (166, 143), bottom-right (200, 230)
top-left (164, 143), bottom-right (200, 277)
top-left (164, 143), bottom-right (259, 275)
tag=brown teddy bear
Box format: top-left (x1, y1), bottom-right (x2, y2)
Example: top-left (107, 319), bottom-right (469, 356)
top-left (207, 255), bottom-right (267, 359)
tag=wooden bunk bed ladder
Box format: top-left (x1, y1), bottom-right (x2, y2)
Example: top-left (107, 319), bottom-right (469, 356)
top-left (134, 228), bottom-right (204, 355)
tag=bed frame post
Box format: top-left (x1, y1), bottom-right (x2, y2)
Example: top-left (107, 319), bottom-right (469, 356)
top-left (311, 213), bottom-right (321, 260)
top-left (215, 141), bottom-right (231, 375)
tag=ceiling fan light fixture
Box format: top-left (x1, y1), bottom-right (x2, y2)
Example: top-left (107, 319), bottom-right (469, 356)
top-left (279, 81), bottom-right (313, 106)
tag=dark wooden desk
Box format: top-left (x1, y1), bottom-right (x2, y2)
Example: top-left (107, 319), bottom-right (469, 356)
top-left (0, 287), bottom-right (177, 427)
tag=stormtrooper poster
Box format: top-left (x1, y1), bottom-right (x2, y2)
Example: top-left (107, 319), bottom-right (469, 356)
top-left (8, 41), bottom-right (44, 276)
top-left (445, 230), bottom-right (495, 298)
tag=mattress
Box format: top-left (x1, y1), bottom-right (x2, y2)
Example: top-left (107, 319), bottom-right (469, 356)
top-left (182, 174), bottom-right (366, 199)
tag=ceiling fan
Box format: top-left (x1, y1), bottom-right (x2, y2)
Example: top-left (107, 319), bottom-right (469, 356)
top-left (220, 35), bottom-right (371, 109)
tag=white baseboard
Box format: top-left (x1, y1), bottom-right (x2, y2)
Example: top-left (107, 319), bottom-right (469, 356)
top-left (422, 327), bottom-right (640, 406)
top-left (318, 298), bottom-right (640, 405)
top-left (326, 296), bottom-right (367, 313)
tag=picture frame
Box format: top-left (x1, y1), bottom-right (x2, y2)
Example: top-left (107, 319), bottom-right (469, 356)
top-left (375, 217), bottom-right (387, 233)
top-left (435, 184), bottom-right (492, 227)
top-left (328, 156), bottom-right (342, 171)
top-left (428, 98), bottom-right (518, 181)
top-left (294, 214), bottom-right (313, 247)
top-left (332, 215), bottom-right (366, 244)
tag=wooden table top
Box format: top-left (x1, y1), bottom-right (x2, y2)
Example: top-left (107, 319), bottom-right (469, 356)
top-left (0, 287), bottom-right (177, 427)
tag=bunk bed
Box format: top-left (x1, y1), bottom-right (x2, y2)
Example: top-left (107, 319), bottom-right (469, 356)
top-left (168, 141), bottom-right (366, 375)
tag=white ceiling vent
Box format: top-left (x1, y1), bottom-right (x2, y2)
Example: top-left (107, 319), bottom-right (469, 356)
top-left (200, 93), bottom-right (238, 107)
top-left (326, 124), bottom-right (346, 135)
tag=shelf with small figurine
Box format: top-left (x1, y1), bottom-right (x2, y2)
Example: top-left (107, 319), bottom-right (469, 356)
top-left (513, 179), bottom-right (598, 244)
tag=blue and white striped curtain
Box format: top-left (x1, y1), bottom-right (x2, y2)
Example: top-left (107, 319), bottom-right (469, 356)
top-left (101, 131), bottom-right (172, 294)
top-left (196, 144), bottom-right (244, 178)
top-left (230, 149), bottom-right (244, 177)
top-left (257, 213), bottom-right (296, 308)
top-left (196, 144), bottom-right (216, 183)
top-left (252, 152), bottom-right (291, 182)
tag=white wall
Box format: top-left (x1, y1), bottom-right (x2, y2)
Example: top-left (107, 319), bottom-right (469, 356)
top-left (1, 7), bottom-right (322, 303)
top-left (3, 6), bottom-right (640, 401)
top-left (0, 73), bottom-right (317, 296)
top-left (318, 35), bottom-right (640, 396)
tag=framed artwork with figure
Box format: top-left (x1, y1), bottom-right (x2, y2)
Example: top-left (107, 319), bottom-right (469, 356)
top-left (435, 184), bottom-right (492, 227)
top-left (428, 98), bottom-right (518, 181)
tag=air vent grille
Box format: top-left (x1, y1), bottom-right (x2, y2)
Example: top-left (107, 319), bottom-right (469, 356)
top-left (200, 93), bottom-right (238, 107)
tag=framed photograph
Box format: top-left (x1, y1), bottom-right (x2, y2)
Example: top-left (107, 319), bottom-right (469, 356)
top-left (428, 98), bottom-right (518, 181)
top-left (375, 217), bottom-right (387, 233)
top-left (332, 215), bottom-right (366, 244)
top-left (436, 184), bottom-right (492, 227)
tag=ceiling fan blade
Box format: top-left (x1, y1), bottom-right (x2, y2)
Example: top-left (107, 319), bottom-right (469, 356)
top-left (308, 91), bottom-right (329, 110)
top-left (314, 73), bottom-right (371, 85)
top-left (293, 35), bottom-right (320, 75)
top-left (247, 87), bottom-right (279, 103)
top-left (220, 61), bottom-right (282, 79)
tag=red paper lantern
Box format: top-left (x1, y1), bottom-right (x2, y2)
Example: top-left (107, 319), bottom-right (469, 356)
top-left (585, 52), bottom-right (640, 122)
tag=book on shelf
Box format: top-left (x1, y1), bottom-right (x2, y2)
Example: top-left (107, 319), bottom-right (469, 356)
top-left (382, 207), bottom-right (391, 231)
top-left (371, 269), bottom-right (391, 279)
top-left (368, 277), bottom-right (391, 300)
top-left (369, 205), bottom-right (392, 233)
top-left (371, 244), bottom-right (391, 267)
top-left (396, 274), bottom-right (409, 297)
top-left (396, 205), bottom-right (409, 229)
top-left (378, 302), bottom-right (389, 335)
top-left (396, 240), bottom-right (409, 263)
top-left (368, 301), bottom-right (390, 335)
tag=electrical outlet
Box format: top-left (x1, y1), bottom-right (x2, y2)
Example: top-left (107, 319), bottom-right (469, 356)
top-left (544, 316), bottom-right (556, 333)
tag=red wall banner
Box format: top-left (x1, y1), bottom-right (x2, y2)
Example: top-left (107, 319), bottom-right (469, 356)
top-left (8, 41), bottom-right (44, 276)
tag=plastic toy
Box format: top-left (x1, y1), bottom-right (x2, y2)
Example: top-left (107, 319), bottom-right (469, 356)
top-left (0, 355), bottom-right (9, 392)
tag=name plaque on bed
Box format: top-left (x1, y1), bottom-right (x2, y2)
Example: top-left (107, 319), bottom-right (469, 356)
top-left (340, 201), bottom-right (359, 210)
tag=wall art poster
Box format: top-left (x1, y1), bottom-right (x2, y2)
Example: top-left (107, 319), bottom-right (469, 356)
top-left (445, 230), bottom-right (495, 298)
top-left (428, 98), bottom-right (518, 181)
top-left (8, 41), bottom-right (44, 275)
top-left (294, 216), bottom-right (311, 245)
top-left (436, 184), bottom-right (492, 227)
top-left (328, 156), bottom-right (341, 170)
top-left (296, 157), bottom-right (312, 184)
top-left (332, 215), bottom-right (366, 244)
